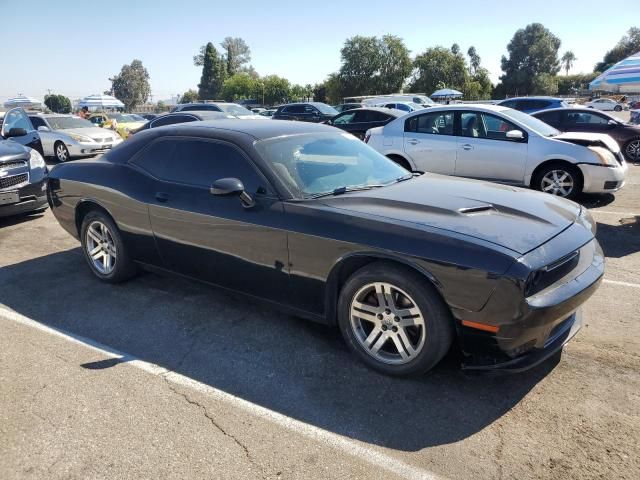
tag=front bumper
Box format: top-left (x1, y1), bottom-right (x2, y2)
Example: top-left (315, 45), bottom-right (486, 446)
top-left (457, 229), bottom-right (604, 372)
top-left (0, 177), bottom-right (48, 217)
top-left (67, 137), bottom-right (122, 157)
top-left (579, 161), bottom-right (628, 193)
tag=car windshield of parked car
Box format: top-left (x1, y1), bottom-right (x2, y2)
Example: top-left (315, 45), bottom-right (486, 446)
top-left (502, 109), bottom-right (560, 137)
top-left (125, 114), bottom-right (146, 121)
top-left (47, 116), bottom-right (94, 129)
top-left (218, 104), bottom-right (255, 116)
top-left (255, 132), bottom-right (409, 198)
top-left (314, 104), bottom-right (339, 115)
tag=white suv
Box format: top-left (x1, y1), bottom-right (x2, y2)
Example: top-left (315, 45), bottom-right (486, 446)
top-left (365, 104), bottom-right (627, 199)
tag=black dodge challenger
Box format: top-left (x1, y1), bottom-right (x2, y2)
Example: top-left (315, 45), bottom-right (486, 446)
top-left (46, 120), bottom-right (604, 376)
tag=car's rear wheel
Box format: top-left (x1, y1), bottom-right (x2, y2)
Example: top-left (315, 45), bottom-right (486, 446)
top-left (623, 138), bottom-right (640, 163)
top-left (54, 141), bottom-right (70, 162)
top-left (534, 163), bottom-right (582, 199)
top-left (80, 211), bottom-right (137, 283)
top-left (338, 262), bottom-right (453, 376)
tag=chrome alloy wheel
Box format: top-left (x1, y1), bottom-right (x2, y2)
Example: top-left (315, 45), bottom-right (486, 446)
top-left (626, 139), bottom-right (640, 162)
top-left (541, 169), bottom-right (574, 197)
top-left (55, 143), bottom-right (69, 162)
top-left (85, 221), bottom-right (117, 274)
top-left (350, 282), bottom-right (426, 365)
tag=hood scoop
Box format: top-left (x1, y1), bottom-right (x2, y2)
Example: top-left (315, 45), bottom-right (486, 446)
top-left (458, 204), bottom-right (494, 215)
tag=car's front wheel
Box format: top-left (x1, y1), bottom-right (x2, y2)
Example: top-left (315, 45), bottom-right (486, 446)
top-left (54, 141), bottom-right (70, 162)
top-left (624, 138), bottom-right (640, 163)
top-left (534, 163), bottom-right (582, 199)
top-left (338, 262), bottom-right (453, 376)
top-left (614, 105), bottom-right (622, 112)
top-left (80, 210), bottom-right (137, 283)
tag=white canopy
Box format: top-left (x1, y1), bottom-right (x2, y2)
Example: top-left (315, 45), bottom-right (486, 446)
top-left (3, 94), bottom-right (43, 109)
top-left (78, 94), bottom-right (124, 108)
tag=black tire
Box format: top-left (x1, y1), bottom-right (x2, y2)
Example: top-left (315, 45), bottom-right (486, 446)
top-left (614, 105), bottom-right (622, 112)
top-left (80, 210), bottom-right (137, 283)
top-left (386, 154), bottom-right (412, 171)
top-left (533, 162), bottom-right (583, 200)
top-left (54, 141), bottom-right (70, 162)
top-left (623, 138), bottom-right (640, 163)
top-left (337, 261), bottom-right (454, 376)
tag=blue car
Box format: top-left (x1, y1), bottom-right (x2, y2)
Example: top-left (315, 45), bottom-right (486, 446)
top-left (498, 97), bottom-right (569, 114)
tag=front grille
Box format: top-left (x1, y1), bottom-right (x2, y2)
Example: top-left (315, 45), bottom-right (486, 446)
top-left (604, 180), bottom-right (620, 190)
top-left (0, 173), bottom-right (28, 190)
top-left (0, 160), bottom-right (28, 170)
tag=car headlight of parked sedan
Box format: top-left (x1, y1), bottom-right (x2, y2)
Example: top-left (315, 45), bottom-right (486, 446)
top-left (588, 146), bottom-right (619, 167)
top-left (68, 133), bottom-right (95, 143)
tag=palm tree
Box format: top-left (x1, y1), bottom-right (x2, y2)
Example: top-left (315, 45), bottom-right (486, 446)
top-left (561, 51), bottom-right (576, 76)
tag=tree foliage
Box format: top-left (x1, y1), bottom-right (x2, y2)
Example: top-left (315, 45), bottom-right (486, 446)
top-left (556, 73), bottom-right (598, 95)
top-left (179, 89), bottom-right (199, 104)
top-left (338, 35), bottom-right (412, 96)
top-left (44, 94), bottom-right (71, 113)
top-left (221, 73), bottom-right (259, 101)
top-left (467, 46), bottom-right (481, 74)
top-left (220, 37), bottom-right (252, 75)
top-left (260, 75), bottom-right (291, 105)
top-left (110, 59), bottom-right (151, 111)
top-left (198, 42), bottom-right (227, 100)
top-left (499, 23), bottom-right (561, 95)
top-left (595, 27), bottom-right (640, 72)
top-left (561, 51), bottom-right (576, 75)
top-left (411, 46), bottom-right (468, 95)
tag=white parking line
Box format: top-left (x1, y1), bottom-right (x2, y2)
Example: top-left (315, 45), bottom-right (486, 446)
top-left (0, 305), bottom-right (443, 480)
top-left (589, 209), bottom-right (640, 217)
top-left (603, 279), bottom-right (640, 289)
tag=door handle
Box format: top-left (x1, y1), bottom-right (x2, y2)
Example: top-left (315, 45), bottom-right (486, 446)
top-left (407, 139), bottom-right (419, 145)
top-left (155, 192), bottom-right (170, 202)
top-left (461, 144), bottom-right (473, 150)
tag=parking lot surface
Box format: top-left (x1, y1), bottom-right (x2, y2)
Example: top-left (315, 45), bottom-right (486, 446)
top-left (1, 161), bottom-right (639, 479)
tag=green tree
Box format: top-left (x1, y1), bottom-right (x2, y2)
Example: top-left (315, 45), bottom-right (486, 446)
top-left (324, 73), bottom-right (343, 104)
top-left (499, 23), bottom-right (561, 95)
top-left (410, 46), bottom-right (468, 95)
top-left (531, 73), bottom-right (558, 95)
top-left (463, 67), bottom-right (493, 100)
top-left (338, 35), bottom-right (411, 96)
top-left (451, 43), bottom-right (461, 55)
top-left (556, 73), bottom-right (598, 95)
top-left (221, 73), bottom-right (259, 101)
top-left (595, 27), bottom-right (640, 72)
top-left (109, 59), bottom-right (151, 111)
top-left (44, 94), bottom-right (71, 113)
top-left (179, 89), bottom-right (199, 104)
top-left (220, 37), bottom-right (252, 75)
top-left (261, 75), bottom-right (290, 105)
top-left (155, 100), bottom-right (166, 113)
top-left (198, 42), bottom-right (227, 100)
top-left (313, 82), bottom-right (327, 103)
top-left (467, 46), bottom-right (481, 74)
top-left (289, 84), bottom-right (306, 101)
top-left (561, 51), bottom-right (576, 75)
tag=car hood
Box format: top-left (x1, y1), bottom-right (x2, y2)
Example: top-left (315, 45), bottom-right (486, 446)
top-left (56, 127), bottom-right (119, 140)
top-left (317, 174), bottom-right (581, 255)
top-left (0, 140), bottom-right (30, 161)
top-left (554, 131), bottom-right (621, 153)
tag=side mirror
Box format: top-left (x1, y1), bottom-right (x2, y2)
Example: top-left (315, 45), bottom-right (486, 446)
top-left (6, 127), bottom-right (28, 138)
top-left (608, 119), bottom-right (617, 126)
top-left (505, 129), bottom-right (525, 140)
top-left (210, 177), bottom-right (254, 208)
top-left (38, 126), bottom-right (50, 132)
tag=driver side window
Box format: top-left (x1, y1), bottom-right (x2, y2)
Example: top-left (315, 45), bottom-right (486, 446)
top-left (3, 109), bottom-right (34, 133)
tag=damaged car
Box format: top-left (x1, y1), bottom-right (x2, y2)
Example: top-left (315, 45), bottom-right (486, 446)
top-left (365, 104), bottom-right (627, 199)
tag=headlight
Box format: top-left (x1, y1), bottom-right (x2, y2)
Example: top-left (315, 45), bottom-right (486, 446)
top-left (588, 146), bottom-right (618, 167)
top-left (578, 206), bottom-right (597, 235)
top-left (68, 133), bottom-right (94, 143)
top-left (29, 148), bottom-right (46, 169)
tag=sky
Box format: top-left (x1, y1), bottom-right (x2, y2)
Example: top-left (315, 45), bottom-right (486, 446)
top-left (2, 0), bottom-right (639, 103)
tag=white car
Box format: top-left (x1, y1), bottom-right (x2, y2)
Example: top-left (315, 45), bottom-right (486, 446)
top-left (585, 98), bottom-right (625, 112)
top-left (362, 94), bottom-right (435, 107)
top-left (365, 104), bottom-right (627, 199)
top-left (372, 101), bottom-right (425, 113)
top-left (28, 114), bottom-right (122, 162)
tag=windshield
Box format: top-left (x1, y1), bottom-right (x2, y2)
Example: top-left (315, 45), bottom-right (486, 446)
top-left (413, 96), bottom-right (436, 105)
top-left (314, 103), bottom-right (339, 115)
top-left (254, 132), bottom-right (409, 198)
top-left (501, 108), bottom-right (560, 137)
top-left (125, 114), bottom-right (145, 121)
top-left (47, 116), bottom-right (94, 129)
top-left (218, 104), bottom-right (255, 116)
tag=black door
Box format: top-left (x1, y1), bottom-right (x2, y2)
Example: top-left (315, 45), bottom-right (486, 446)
top-left (0, 108), bottom-right (43, 156)
top-left (133, 137), bottom-right (290, 302)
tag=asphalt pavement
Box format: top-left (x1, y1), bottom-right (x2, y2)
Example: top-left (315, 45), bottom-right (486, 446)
top-left (0, 159), bottom-right (639, 479)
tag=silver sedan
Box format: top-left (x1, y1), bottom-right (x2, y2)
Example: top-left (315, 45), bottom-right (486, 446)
top-left (28, 114), bottom-right (123, 162)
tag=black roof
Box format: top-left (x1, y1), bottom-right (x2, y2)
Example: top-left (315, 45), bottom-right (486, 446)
top-left (158, 111), bottom-right (228, 120)
top-left (181, 119), bottom-right (337, 139)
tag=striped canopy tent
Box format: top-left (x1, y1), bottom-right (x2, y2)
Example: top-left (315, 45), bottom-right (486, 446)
top-left (78, 94), bottom-right (124, 109)
top-left (3, 94), bottom-right (43, 109)
top-left (430, 88), bottom-right (463, 98)
top-left (589, 51), bottom-right (640, 93)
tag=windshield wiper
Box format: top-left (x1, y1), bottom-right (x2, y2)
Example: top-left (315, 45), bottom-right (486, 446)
top-left (306, 184), bottom-right (385, 199)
